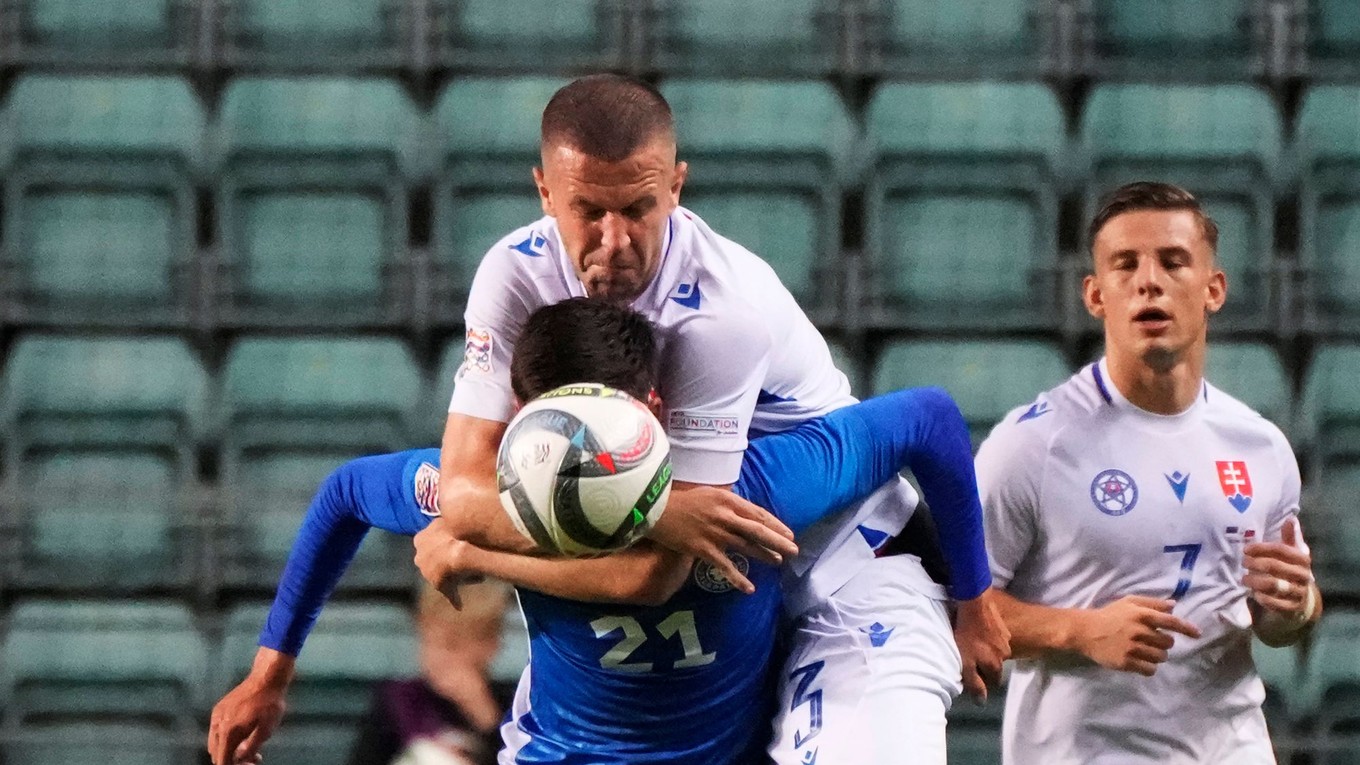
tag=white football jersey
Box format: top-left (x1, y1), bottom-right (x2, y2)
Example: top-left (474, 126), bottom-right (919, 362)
top-left (977, 358), bottom-right (1299, 765)
top-left (449, 207), bottom-right (912, 603)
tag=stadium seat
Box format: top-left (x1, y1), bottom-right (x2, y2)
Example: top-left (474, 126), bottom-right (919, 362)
top-left (1088, 0), bottom-right (1258, 79)
top-left (0, 600), bottom-right (205, 726)
top-left (221, 0), bottom-right (402, 70)
top-left (652, 0), bottom-right (833, 75)
top-left (441, 0), bottom-right (621, 71)
top-left (215, 78), bottom-right (420, 328)
top-left (1302, 344), bottom-right (1360, 457)
top-left (1253, 640), bottom-right (1302, 725)
top-left (663, 79), bottom-right (857, 307)
top-left (1297, 87), bottom-right (1360, 330)
top-left (872, 339), bottom-right (1071, 446)
top-left (491, 609), bottom-right (531, 683)
top-left (1081, 84), bottom-right (1282, 330)
top-left (218, 337), bottom-right (420, 591)
top-left (432, 76), bottom-right (567, 321)
top-left (865, 82), bottom-right (1065, 330)
top-left (1300, 611), bottom-right (1360, 748)
top-left (1204, 342), bottom-right (1292, 431)
top-left (0, 336), bottom-right (207, 591)
top-left (14, 0), bottom-right (189, 66)
top-left (1312, 0), bottom-right (1360, 78)
top-left (877, 0), bottom-right (1041, 77)
top-left (3, 721), bottom-right (184, 765)
top-left (0, 75), bottom-right (203, 327)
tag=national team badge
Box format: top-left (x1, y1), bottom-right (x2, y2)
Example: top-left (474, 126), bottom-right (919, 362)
top-left (694, 553), bottom-right (749, 593)
top-left (1090, 469), bottom-right (1138, 516)
top-left (413, 462), bottom-right (441, 516)
top-left (456, 326), bottom-right (493, 379)
top-left (1215, 460), bottom-right (1253, 513)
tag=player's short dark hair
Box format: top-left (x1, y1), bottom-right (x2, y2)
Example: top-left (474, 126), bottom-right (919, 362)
top-left (511, 297), bottom-right (657, 403)
top-left (1088, 181), bottom-right (1219, 255)
top-left (541, 74), bottom-right (675, 162)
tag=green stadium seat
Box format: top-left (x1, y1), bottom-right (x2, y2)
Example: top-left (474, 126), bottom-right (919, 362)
top-left (0, 600), bottom-right (205, 724)
top-left (1304, 343), bottom-right (1360, 579)
top-left (1205, 342), bottom-right (1292, 432)
top-left (222, 0), bottom-right (401, 69)
top-left (1253, 641), bottom-right (1302, 726)
top-left (442, 0), bottom-right (620, 71)
top-left (1301, 611), bottom-right (1360, 725)
top-left (492, 609), bottom-right (531, 683)
top-left (218, 602), bottom-right (418, 720)
top-left (1302, 344), bottom-right (1360, 457)
top-left (1089, 0), bottom-right (1257, 79)
top-left (872, 339), bottom-right (1071, 447)
top-left (865, 82), bottom-right (1065, 330)
top-left (653, 0), bottom-right (833, 75)
top-left (1297, 87), bottom-right (1360, 330)
top-left (878, 0), bottom-right (1041, 77)
top-left (216, 78), bottom-right (420, 328)
top-left (219, 337), bottom-right (420, 591)
top-left (1081, 84), bottom-right (1282, 330)
top-left (664, 79), bottom-right (856, 307)
top-left (3, 721), bottom-right (184, 765)
top-left (15, 0), bottom-right (189, 66)
top-left (0, 76), bottom-right (202, 326)
top-left (433, 77), bottom-right (567, 321)
top-left (1312, 0), bottom-right (1360, 78)
top-left (0, 336), bottom-right (207, 591)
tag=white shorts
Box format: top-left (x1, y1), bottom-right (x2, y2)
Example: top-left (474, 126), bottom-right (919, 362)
top-left (769, 555), bottom-right (963, 765)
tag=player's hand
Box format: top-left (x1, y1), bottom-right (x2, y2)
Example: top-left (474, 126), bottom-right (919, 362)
top-left (953, 587), bottom-right (1010, 703)
top-left (414, 519), bottom-right (485, 608)
top-left (207, 649), bottom-right (294, 765)
top-left (1242, 517), bottom-right (1317, 621)
top-left (1074, 595), bottom-right (1201, 676)
top-left (646, 482), bottom-right (798, 595)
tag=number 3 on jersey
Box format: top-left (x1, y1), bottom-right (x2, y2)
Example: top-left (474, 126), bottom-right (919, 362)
top-left (590, 611), bottom-right (716, 672)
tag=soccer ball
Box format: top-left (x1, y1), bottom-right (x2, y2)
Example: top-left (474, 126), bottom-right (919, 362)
top-left (497, 383), bottom-right (673, 557)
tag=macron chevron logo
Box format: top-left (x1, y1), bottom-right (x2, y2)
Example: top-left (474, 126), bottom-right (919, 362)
top-left (511, 233), bottom-right (548, 257)
top-left (1165, 471), bottom-right (1190, 503)
top-left (862, 622), bottom-right (895, 648)
top-left (669, 280), bottom-right (702, 310)
top-left (1017, 400), bottom-right (1051, 423)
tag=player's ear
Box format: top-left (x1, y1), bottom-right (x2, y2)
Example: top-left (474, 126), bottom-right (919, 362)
top-left (670, 161), bottom-right (688, 207)
top-left (533, 165), bottom-right (554, 217)
top-left (646, 388), bottom-right (664, 421)
top-left (1083, 272), bottom-right (1105, 320)
top-left (1205, 267), bottom-right (1227, 315)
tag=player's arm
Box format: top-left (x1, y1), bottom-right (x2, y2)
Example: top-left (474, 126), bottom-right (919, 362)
top-left (1244, 444), bottom-right (1321, 646)
top-left (425, 537), bottom-right (693, 607)
top-left (208, 451), bottom-right (435, 765)
top-left (977, 417), bottom-right (1200, 676)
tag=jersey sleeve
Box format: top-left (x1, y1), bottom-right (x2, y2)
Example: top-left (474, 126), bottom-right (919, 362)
top-left (1264, 429), bottom-right (1302, 542)
top-left (975, 409), bottom-right (1051, 589)
top-left (446, 247), bottom-right (535, 423)
top-left (659, 309), bottom-right (772, 486)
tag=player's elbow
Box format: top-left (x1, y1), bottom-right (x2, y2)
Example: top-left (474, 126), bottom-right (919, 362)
top-left (911, 386), bottom-right (965, 423)
top-left (617, 553), bottom-right (689, 606)
top-left (435, 479), bottom-right (480, 537)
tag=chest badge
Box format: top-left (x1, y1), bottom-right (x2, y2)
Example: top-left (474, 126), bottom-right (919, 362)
top-left (1165, 471), bottom-right (1190, 503)
top-left (1215, 461), bottom-right (1254, 513)
top-left (694, 553), bottom-right (749, 593)
top-left (1090, 469), bottom-right (1138, 516)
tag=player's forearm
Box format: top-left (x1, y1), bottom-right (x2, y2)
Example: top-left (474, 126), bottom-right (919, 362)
top-left (1251, 582), bottom-right (1322, 647)
top-left (993, 588), bottom-right (1091, 659)
top-left (437, 413), bottom-right (536, 553)
top-left (465, 541), bottom-right (692, 606)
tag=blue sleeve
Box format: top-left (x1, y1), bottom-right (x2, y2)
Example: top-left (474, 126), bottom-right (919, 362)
top-left (259, 449), bottom-right (441, 655)
top-left (735, 387), bottom-right (992, 600)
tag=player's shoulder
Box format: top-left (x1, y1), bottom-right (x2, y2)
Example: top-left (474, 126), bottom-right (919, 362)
top-left (474, 215), bottom-right (565, 281)
top-left (986, 363), bottom-right (1104, 447)
top-left (672, 207), bottom-right (788, 297)
top-left (1202, 381), bottom-right (1294, 455)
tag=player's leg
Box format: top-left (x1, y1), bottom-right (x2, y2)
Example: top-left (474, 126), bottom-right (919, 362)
top-left (770, 556), bottom-right (961, 765)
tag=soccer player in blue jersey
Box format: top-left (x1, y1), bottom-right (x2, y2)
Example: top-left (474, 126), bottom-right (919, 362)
top-left (209, 298), bottom-right (989, 765)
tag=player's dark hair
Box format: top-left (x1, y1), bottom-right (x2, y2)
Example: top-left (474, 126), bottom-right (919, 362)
top-left (1088, 181), bottom-right (1219, 255)
top-left (541, 74), bottom-right (675, 162)
top-left (511, 297), bottom-right (658, 403)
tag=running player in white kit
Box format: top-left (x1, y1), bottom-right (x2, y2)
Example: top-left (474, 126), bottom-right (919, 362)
top-left (976, 182), bottom-right (1322, 764)
top-left (416, 74), bottom-right (1009, 764)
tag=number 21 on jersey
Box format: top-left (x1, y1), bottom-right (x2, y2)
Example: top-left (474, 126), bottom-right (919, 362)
top-left (590, 610), bottom-right (716, 672)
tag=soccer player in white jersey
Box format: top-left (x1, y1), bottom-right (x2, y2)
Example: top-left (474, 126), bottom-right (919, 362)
top-left (414, 74), bottom-right (1009, 763)
top-left (976, 182), bottom-right (1322, 764)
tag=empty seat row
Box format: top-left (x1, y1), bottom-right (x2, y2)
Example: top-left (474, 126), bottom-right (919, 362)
top-left (0, 598), bottom-right (529, 765)
top-left (12, 0), bottom-right (1360, 82)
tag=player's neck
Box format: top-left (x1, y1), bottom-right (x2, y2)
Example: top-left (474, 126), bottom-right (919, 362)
top-left (1104, 345), bottom-right (1205, 416)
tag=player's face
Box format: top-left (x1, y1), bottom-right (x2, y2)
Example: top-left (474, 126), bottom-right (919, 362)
top-left (1084, 209), bottom-right (1226, 370)
top-left (535, 138), bottom-right (688, 304)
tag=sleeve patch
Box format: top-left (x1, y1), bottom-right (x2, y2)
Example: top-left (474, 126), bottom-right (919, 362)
top-left (457, 326), bottom-right (494, 379)
top-left (413, 462), bottom-right (441, 516)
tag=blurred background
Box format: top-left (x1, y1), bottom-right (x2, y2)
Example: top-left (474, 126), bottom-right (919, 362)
top-left (0, 0), bottom-right (1358, 762)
